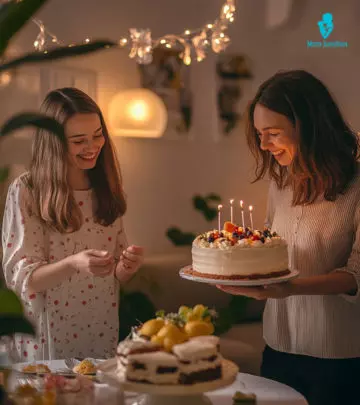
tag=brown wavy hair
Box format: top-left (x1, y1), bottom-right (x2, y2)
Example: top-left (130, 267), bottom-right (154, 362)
top-left (25, 87), bottom-right (127, 233)
top-left (245, 69), bottom-right (359, 205)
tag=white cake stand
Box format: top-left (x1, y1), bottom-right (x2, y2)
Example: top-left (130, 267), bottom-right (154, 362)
top-left (97, 358), bottom-right (238, 405)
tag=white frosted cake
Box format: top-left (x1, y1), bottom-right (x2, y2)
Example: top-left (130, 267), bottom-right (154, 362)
top-left (116, 333), bottom-right (223, 385)
top-left (190, 222), bottom-right (289, 280)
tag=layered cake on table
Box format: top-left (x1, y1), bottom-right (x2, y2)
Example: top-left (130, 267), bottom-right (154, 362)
top-left (115, 305), bottom-right (227, 385)
top-left (190, 221), bottom-right (289, 280)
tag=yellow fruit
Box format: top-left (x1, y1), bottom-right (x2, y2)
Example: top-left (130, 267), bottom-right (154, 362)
top-left (157, 323), bottom-right (183, 340)
top-left (178, 305), bottom-right (190, 315)
top-left (138, 319), bottom-right (165, 337)
top-left (163, 337), bottom-right (177, 352)
top-left (151, 334), bottom-right (165, 346)
top-left (192, 304), bottom-right (207, 318)
top-left (184, 320), bottom-right (214, 337)
top-left (185, 312), bottom-right (198, 322)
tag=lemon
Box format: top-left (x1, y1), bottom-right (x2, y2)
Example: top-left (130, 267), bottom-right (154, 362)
top-left (178, 305), bottom-right (190, 315)
top-left (151, 334), bottom-right (165, 346)
top-left (192, 304), bottom-right (207, 318)
top-left (184, 320), bottom-right (214, 337)
top-left (157, 323), bottom-right (183, 340)
top-left (138, 319), bottom-right (165, 337)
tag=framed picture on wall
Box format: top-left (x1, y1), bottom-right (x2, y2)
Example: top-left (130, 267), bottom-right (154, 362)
top-left (137, 48), bottom-right (193, 140)
top-left (40, 65), bottom-right (97, 102)
top-left (216, 54), bottom-right (252, 137)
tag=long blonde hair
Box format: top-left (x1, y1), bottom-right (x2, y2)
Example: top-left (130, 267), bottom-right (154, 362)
top-left (26, 87), bottom-right (127, 233)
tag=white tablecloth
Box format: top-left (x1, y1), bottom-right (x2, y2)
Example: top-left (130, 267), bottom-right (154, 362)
top-left (13, 360), bottom-right (308, 405)
top-left (208, 373), bottom-right (307, 405)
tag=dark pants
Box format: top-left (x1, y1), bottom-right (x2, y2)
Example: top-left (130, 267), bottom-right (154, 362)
top-left (261, 345), bottom-right (360, 405)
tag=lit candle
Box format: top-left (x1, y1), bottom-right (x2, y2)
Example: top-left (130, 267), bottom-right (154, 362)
top-left (249, 205), bottom-right (254, 230)
top-left (240, 200), bottom-right (245, 228)
top-left (218, 204), bottom-right (223, 232)
top-left (230, 199), bottom-right (234, 223)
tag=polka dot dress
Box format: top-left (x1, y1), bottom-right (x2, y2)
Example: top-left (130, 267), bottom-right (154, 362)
top-left (1, 176), bottom-right (128, 362)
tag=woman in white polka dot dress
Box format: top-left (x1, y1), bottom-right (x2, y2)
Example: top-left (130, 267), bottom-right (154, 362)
top-left (1, 88), bottom-right (144, 362)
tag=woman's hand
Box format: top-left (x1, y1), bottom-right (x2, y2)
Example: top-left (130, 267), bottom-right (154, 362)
top-left (216, 282), bottom-right (294, 300)
top-left (70, 249), bottom-right (115, 278)
top-left (115, 245), bottom-right (144, 283)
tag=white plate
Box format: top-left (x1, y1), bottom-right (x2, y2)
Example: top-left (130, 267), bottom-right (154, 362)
top-left (179, 266), bottom-right (299, 286)
top-left (13, 358), bottom-right (104, 376)
top-left (97, 358), bottom-right (238, 395)
top-left (12, 360), bottom-right (61, 374)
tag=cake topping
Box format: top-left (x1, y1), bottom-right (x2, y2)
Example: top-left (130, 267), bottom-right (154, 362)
top-left (193, 222), bottom-right (285, 249)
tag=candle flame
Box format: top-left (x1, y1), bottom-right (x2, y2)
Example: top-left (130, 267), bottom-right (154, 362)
top-left (249, 205), bottom-right (253, 212)
top-left (230, 199), bottom-right (234, 204)
top-left (218, 204), bottom-right (223, 210)
top-left (240, 200), bottom-right (244, 209)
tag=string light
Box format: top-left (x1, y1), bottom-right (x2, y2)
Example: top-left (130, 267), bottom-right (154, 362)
top-left (30, 0), bottom-right (236, 65)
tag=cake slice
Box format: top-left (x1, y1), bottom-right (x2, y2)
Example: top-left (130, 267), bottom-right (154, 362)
top-left (116, 340), bottom-right (179, 384)
top-left (189, 335), bottom-right (220, 351)
top-left (172, 339), bottom-right (222, 384)
top-left (124, 351), bottom-right (180, 384)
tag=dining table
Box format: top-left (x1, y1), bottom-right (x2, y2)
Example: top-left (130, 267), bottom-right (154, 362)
top-left (11, 359), bottom-right (308, 405)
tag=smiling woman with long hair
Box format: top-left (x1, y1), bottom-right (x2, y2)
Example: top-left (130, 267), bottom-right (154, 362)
top-left (217, 70), bottom-right (360, 405)
top-left (2, 88), bottom-right (144, 361)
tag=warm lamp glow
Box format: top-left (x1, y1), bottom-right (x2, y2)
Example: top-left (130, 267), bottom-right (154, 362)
top-left (109, 89), bottom-right (168, 138)
top-left (128, 100), bottom-right (148, 121)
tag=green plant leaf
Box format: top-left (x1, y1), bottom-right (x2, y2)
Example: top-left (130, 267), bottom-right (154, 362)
top-left (0, 166), bottom-right (10, 183)
top-left (0, 0), bottom-right (48, 57)
top-left (0, 314), bottom-right (36, 337)
top-left (166, 226), bottom-right (195, 246)
top-left (203, 206), bottom-right (217, 221)
top-left (206, 193), bottom-right (222, 202)
top-left (0, 40), bottom-right (117, 72)
top-left (118, 291), bottom-right (156, 341)
top-left (0, 112), bottom-right (65, 140)
top-left (0, 288), bottom-right (24, 315)
top-left (213, 307), bottom-right (234, 336)
top-left (193, 195), bottom-right (207, 211)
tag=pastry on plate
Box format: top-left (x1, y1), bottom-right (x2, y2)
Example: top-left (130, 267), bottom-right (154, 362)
top-left (22, 363), bottom-right (51, 374)
top-left (73, 359), bottom-right (97, 375)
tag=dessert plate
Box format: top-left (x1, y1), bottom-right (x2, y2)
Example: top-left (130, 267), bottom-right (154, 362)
top-left (179, 266), bottom-right (299, 287)
top-left (97, 357), bottom-right (238, 395)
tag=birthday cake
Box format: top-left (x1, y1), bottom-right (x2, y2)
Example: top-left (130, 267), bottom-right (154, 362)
top-left (190, 222), bottom-right (289, 280)
top-left (116, 305), bottom-right (225, 385)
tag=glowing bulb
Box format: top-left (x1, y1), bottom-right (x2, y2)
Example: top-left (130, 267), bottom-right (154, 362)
top-left (160, 39), bottom-right (166, 44)
top-left (184, 30), bottom-right (191, 35)
top-left (127, 100), bottom-right (149, 121)
top-left (183, 55), bottom-right (191, 65)
top-left (220, 33), bottom-right (225, 38)
top-left (0, 72), bottom-right (12, 87)
top-left (85, 38), bottom-right (90, 43)
top-left (166, 43), bottom-right (171, 48)
top-left (119, 38), bottom-right (128, 46)
top-left (207, 24), bottom-right (213, 29)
